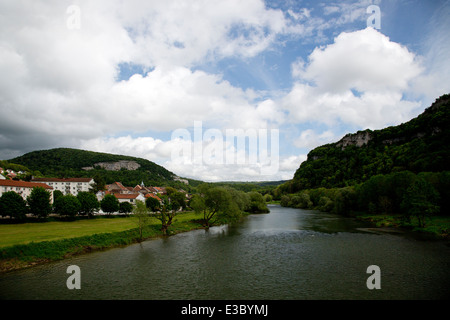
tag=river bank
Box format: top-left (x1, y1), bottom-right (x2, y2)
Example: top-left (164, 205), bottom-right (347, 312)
top-left (0, 217), bottom-right (205, 274)
top-left (354, 213), bottom-right (450, 240)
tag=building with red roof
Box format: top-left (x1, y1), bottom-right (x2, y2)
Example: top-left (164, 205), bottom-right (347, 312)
top-left (0, 179), bottom-right (53, 202)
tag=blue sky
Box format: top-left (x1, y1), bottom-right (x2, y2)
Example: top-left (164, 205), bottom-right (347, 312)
top-left (1, 0), bottom-right (449, 182)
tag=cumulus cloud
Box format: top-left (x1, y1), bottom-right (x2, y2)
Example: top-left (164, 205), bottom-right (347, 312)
top-left (285, 28), bottom-right (424, 130)
top-left (294, 129), bottom-right (335, 149)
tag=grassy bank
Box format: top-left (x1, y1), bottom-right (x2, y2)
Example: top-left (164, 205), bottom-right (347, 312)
top-left (0, 212), bottom-right (204, 273)
top-left (354, 213), bottom-right (450, 239)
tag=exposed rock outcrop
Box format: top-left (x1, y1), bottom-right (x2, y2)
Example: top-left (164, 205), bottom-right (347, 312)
top-left (336, 130), bottom-right (372, 149)
top-left (82, 160), bottom-right (141, 171)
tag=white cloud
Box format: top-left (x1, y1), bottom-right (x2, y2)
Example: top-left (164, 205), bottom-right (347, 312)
top-left (294, 129), bottom-right (335, 149)
top-left (80, 132), bottom-right (291, 181)
top-left (284, 28), bottom-right (424, 130)
top-left (296, 28), bottom-right (423, 93)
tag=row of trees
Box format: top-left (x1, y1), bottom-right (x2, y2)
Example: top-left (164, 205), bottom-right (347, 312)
top-left (280, 171), bottom-right (449, 228)
top-left (0, 187), bottom-right (136, 221)
top-left (132, 184), bottom-right (270, 238)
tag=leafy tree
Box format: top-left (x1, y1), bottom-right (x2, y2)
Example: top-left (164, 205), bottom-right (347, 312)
top-left (228, 188), bottom-right (250, 212)
top-left (155, 195), bottom-right (177, 234)
top-left (247, 192), bottom-right (270, 213)
top-left (189, 194), bottom-right (206, 216)
top-left (170, 191), bottom-right (187, 210)
top-left (0, 191), bottom-right (28, 220)
top-left (318, 196), bottom-right (334, 212)
top-left (54, 194), bottom-right (81, 218)
top-left (332, 187), bottom-right (356, 216)
top-left (401, 177), bottom-right (440, 227)
top-left (133, 200), bottom-right (150, 241)
top-left (53, 190), bottom-right (64, 205)
top-left (91, 173), bottom-right (106, 193)
top-left (119, 201), bottom-right (133, 214)
top-left (146, 196), bottom-right (161, 212)
top-left (264, 194), bottom-right (273, 203)
top-left (100, 194), bottom-right (119, 215)
top-left (202, 187), bottom-right (242, 227)
top-left (27, 187), bottom-right (52, 219)
top-left (77, 191), bottom-right (100, 218)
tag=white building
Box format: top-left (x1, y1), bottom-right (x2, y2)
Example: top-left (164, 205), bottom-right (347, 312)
top-left (0, 180), bottom-right (54, 202)
top-left (114, 193), bottom-right (146, 204)
top-left (31, 177), bottom-right (95, 196)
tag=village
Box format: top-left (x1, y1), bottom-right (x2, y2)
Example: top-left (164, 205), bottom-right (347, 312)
top-left (0, 167), bottom-right (189, 215)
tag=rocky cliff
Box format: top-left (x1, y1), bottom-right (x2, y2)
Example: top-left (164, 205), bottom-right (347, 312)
top-left (82, 160), bottom-right (141, 171)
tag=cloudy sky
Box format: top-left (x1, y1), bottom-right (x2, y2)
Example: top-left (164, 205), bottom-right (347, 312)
top-left (1, 0), bottom-right (449, 182)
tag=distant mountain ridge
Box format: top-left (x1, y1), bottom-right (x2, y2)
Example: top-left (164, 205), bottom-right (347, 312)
top-left (288, 93), bottom-right (450, 192)
top-left (8, 148), bottom-right (188, 188)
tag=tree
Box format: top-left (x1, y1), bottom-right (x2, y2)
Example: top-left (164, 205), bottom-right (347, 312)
top-left (0, 191), bottom-right (28, 220)
top-left (332, 187), bottom-right (356, 216)
top-left (156, 195), bottom-right (176, 234)
top-left (170, 191), bottom-right (187, 211)
top-left (264, 194), bottom-right (273, 203)
top-left (91, 174), bottom-right (106, 194)
top-left (100, 194), bottom-right (119, 215)
top-left (77, 191), bottom-right (100, 218)
top-left (53, 190), bottom-right (64, 206)
top-left (54, 194), bottom-right (81, 218)
top-left (145, 196), bottom-right (161, 212)
top-left (119, 201), bottom-right (133, 214)
top-left (133, 200), bottom-right (150, 241)
top-left (203, 187), bottom-right (241, 227)
top-left (401, 177), bottom-right (440, 228)
top-left (190, 194), bottom-right (206, 216)
top-left (247, 192), bottom-right (270, 213)
top-left (27, 187), bottom-right (52, 219)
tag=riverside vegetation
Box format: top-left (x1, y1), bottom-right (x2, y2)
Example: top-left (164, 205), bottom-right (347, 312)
top-left (0, 183), bottom-right (269, 272)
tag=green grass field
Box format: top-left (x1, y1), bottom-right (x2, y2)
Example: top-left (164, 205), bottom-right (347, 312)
top-left (0, 211), bottom-right (200, 249)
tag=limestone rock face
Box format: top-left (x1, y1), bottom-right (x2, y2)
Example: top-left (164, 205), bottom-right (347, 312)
top-left (336, 130), bottom-right (372, 149)
top-left (83, 160), bottom-right (141, 171)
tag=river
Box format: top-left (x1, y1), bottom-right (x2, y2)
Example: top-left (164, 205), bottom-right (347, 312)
top-left (1, 205), bottom-right (449, 300)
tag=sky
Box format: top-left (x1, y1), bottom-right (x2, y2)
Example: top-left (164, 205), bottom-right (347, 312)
top-left (0, 0), bottom-right (449, 182)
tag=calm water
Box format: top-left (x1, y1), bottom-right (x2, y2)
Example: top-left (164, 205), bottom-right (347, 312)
top-left (1, 205), bottom-right (449, 300)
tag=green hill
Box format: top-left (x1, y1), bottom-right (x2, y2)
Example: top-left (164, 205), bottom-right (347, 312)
top-left (286, 93), bottom-right (450, 193)
top-left (8, 148), bottom-right (189, 188)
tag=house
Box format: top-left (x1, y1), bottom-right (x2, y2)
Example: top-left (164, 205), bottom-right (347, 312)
top-left (31, 177), bottom-right (94, 196)
top-left (145, 193), bottom-right (162, 202)
top-left (0, 180), bottom-right (54, 203)
top-left (7, 171), bottom-right (17, 179)
top-left (114, 193), bottom-right (145, 204)
top-left (153, 187), bottom-right (167, 195)
top-left (106, 182), bottom-right (130, 194)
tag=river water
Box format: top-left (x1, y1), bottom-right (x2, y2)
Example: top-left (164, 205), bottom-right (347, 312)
top-left (1, 205), bottom-right (449, 300)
